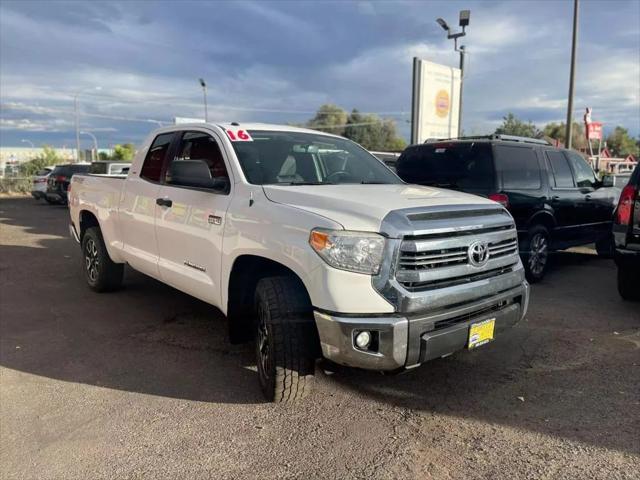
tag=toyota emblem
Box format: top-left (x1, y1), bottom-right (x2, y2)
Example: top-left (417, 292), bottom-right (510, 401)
top-left (468, 241), bottom-right (490, 267)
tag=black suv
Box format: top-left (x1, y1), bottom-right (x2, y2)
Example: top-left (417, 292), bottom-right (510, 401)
top-left (612, 163), bottom-right (639, 300)
top-left (396, 135), bottom-right (618, 282)
top-left (46, 163), bottom-right (91, 205)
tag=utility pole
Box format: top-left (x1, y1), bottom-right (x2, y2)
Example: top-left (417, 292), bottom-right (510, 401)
top-left (565, 0), bottom-right (579, 149)
top-left (436, 10), bottom-right (470, 138)
top-left (199, 78), bottom-right (208, 122)
top-left (74, 86), bottom-right (101, 162)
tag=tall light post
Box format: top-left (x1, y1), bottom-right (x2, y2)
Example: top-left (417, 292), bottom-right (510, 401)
top-left (74, 86), bottom-right (101, 162)
top-left (20, 139), bottom-right (35, 148)
top-left (199, 78), bottom-right (208, 122)
top-left (80, 131), bottom-right (98, 161)
top-left (436, 10), bottom-right (470, 138)
top-left (565, 0), bottom-right (579, 149)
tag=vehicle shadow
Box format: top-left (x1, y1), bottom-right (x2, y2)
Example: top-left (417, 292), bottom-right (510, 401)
top-left (1, 198), bottom-right (639, 454)
top-left (1, 198), bottom-right (263, 405)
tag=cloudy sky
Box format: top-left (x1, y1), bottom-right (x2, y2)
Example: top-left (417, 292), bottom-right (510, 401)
top-left (1, 0), bottom-right (638, 149)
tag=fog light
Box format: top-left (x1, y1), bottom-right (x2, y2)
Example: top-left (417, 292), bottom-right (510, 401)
top-left (355, 331), bottom-right (372, 350)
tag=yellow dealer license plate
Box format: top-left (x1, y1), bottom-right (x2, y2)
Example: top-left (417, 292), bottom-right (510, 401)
top-left (468, 318), bottom-right (496, 349)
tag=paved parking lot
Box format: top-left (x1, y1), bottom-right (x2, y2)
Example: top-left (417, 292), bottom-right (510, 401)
top-left (1, 197), bottom-right (639, 480)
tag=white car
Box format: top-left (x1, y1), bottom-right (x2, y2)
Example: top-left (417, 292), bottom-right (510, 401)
top-left (68, 123), bottom-right (530, 402)
top-left (30, 167), bottom-right (54, 201)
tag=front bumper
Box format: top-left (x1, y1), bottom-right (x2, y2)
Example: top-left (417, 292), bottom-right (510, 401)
top-left (314, 281), bottom-right (529, 371)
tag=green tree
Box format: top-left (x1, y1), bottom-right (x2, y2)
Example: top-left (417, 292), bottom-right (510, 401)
top-left (541, 121), bottom-right (585, 150)
top-left (112, 143), bottom-right (135, 161)
top-left (605, 126), bottom-right (639, 158)
top-left (306, 104), bottom-right (348, 136)
top-left (495, 113), bottom-right (541, 138)
top-left (343, 109), bottom-right (406, 151)
top-left (19, 146), bottom-right (62, 176)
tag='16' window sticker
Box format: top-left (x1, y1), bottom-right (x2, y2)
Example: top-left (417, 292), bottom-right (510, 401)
top-left (226, 130), bottom-right (253, 142)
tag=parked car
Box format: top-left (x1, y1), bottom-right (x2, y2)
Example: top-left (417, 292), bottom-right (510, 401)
top-left (46, 163), bottom-right (91, 205)
top-left (89, 161), bottom-right (131, 175)
top-left (395, 135), bottom-right (618, 282)
top-left (612, 164), bottom-right (640, 301)
top-left (30, 167), bottom-right (53, 201)
top-left (69, 123), bottom-right (530, 402)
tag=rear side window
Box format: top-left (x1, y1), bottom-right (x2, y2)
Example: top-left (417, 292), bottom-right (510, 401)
top-left (566, 151), bottom-right (597, 189)
top-left (494, 145), bottom-right (541, 190)
top-left (141, 133), bottom-right (174, 182)
top-left (396, 142), bottom-right (494, 190)
top-left (90, 163), bottom-right (108, 174)
top-left (546, 151), bottom-right (575, 188)
top-left (69, 165), bottom-right (90, 174)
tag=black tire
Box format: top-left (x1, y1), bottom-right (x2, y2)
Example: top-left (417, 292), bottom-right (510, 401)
top-left (254, 276), bottom-right (317, 402)
top-left (45, 197), bottom-right (56, 204)
top-left (595, 235), bottom-right (614, 258)
top-left (522, 225), bottom-right (550, 283)
top-left (81, 227), bottom-right (124, 292)
top-left (618, 264), bottom-right (640, 301)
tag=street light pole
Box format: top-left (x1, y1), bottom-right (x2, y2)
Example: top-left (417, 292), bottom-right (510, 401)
top-left (20, 139), bottom-right (35, 148)
top-left (199, 78), bottom-right (208, 122)
top-left (565, 0), bottom-right (579, 150)
top-left (74, 86), bottom-right (101, 162)
top-left (80, 131), bottom-right (98, 161)
top-left (436, 10), bottom-right (470, 138)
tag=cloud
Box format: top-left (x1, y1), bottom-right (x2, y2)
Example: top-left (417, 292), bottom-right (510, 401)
top-left (0, 0), bottom-right (638, 147)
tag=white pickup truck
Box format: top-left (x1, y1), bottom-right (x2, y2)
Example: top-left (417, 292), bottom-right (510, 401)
top-left (69, 123), bottom-right (530, 402)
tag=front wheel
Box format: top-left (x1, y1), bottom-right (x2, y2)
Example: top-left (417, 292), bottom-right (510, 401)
top-left (82, 227), bottom-right (124, 292)
top-left (522, 225), bottom-right (550, 283)
top-left (254, 276), bottom-right (317, 402)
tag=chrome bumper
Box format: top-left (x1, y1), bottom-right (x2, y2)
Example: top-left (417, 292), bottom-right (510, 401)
top-left (314, 281), bottom-right (529, 371)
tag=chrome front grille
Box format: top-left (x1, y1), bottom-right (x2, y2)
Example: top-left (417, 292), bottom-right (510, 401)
top-left (393, 207), bottom-right (519, 292)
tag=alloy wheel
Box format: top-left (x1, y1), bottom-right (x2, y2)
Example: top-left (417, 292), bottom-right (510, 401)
top-left (85, 238), bottom-right (100, 283)
top-left (528, 233), bottom-right (548, 277)
top-left (256, 302), bottom-right (272, 384)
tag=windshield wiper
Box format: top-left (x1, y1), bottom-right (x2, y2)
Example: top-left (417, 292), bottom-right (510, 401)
top-left (360, 180), bottom-right (390, 184)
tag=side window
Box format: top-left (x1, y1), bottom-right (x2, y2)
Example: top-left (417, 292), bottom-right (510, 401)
top-left (566, 151), bottom-right (597, 189)
top-left (494, 145), bottom-right (541, 189)
top-left (141, 133), bottom-right (174, 182)
top-left (165, 131), bottom-right (229, 191)
top-left (546, 151), bottom-right (575, 188)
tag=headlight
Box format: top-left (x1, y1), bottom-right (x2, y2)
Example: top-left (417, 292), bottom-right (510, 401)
top-left (309, 228), bottom-right (385, 275)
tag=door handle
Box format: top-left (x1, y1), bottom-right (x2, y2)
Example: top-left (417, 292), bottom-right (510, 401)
top-left (585, 194), bottom-right (592, 201)
top-left (156, 197), bottom-right (173, 208)
top-left (551, 196), bottom-right (560, 202)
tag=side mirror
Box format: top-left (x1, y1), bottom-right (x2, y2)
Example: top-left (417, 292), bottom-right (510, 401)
top-left (601, 176), bottom-right (614, 188)
top-left (169, 159), bottom-right (229, 192)
top-left (211, 176), bottom-right (230, 193)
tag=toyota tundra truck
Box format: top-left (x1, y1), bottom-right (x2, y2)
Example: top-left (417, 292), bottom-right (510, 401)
top-left (68, 123), bottom-right (530, 402)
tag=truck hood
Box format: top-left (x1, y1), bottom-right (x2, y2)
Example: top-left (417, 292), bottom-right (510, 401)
top-left (262, 184), bottom-right (498, 232)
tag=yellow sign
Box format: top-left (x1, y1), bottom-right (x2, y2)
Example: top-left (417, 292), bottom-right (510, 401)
top-left (468, 318), bottom-right (495, 349)
top-left (435, 89), bottom-right (450, 118)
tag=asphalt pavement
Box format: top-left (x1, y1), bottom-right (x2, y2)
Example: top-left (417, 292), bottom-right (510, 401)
top-left (1, 197), bottom-right (639, 480)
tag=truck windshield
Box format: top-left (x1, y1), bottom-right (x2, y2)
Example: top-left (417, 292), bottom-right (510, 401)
top-left (231, 130), bottom-right (402, 185)
top-left (396, 142), bottom-right (495, 191)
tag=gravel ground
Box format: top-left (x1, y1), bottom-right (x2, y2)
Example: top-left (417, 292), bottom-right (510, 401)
top-left (1, 197), bottom-right (639, 480)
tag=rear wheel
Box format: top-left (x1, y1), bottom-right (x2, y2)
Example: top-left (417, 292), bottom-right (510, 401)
top-left (522, 225), bottom-right (550, 283)
top-left (595, 235), bottom-right (614, 258)
top-left (254, 276), bottom-right (317, 402)
top-left (81, 227), bottom-right (124, 292)
top-left (618, 264), bottom-right (640, 301)
top-left (45, 197), bottom-right (55, 205)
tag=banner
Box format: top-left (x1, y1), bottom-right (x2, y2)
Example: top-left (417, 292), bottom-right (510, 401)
top-left (411, 58), bottom-right (461, 143)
